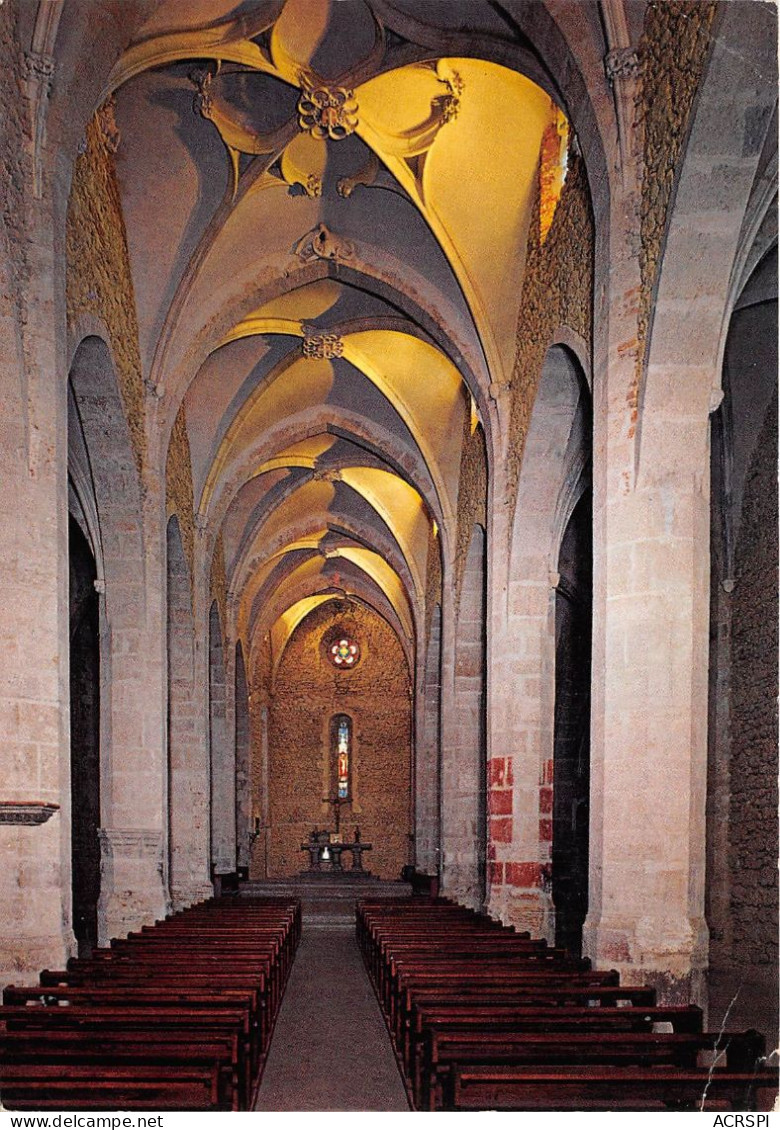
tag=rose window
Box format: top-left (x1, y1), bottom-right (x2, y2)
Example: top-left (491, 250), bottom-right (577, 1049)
top-left (328, 637), bottom-right (360, 668)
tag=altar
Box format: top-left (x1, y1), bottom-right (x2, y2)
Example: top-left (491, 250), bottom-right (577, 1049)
top-left (301, 829), bottom-right (372, 873)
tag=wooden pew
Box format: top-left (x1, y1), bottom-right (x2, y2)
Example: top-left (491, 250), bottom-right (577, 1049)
top-left (0, 1004), bottom-right (253, 1105)
top-left (5, 983), bottom-right (270, 1046)
top-left (406, 1000), bottom-right (706, 1083)
top-left (42, 955), bottom-right (281, 1017)
top-left (0, 1062), bottom-right (222, 1111)
top-left (422, 1027), bottom-right (767, 1110)
top-left (396, 983), bottom-right (658, 1073)
top-left (450, 1063), bottom-right (780, 1111)
top-left (392, 976), bottom-right (657, 1051)
top-left (0, 895), bottom-right (301, 1111)
top-left (356, 896), bottom-right (779, 1113)
top-left (0, 1031), bottom-right (241, 1110)
top-left (378, 944), bottom-right (588, 1000)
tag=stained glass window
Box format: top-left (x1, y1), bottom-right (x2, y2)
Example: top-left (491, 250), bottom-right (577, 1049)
top-left (330, 709), bottom-right (350, 800)
top-left (336, 715), bottom-right (350, 799)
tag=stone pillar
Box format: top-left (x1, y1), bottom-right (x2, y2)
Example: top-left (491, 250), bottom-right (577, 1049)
top-left (440, 526), bottom-right (486, 909)
top-left (167, 518), bottom-right (212, 908)
top-left (415, 604), bottom-right (441, 874)
top-left (0, 38), bottom-right (73, 981)
top-left (99, 828), bottom-right (166, 935)
top-left (248, 690), bottom-right (271, 879)
top-left (485, 460), bottom-right (554, 939)
top-left (209, 603), bottom-right (236, 875)
top-left (235, 643), bottom-right (252, 874)
top-left (487, 556), bottom-right (555, 939)
top-left (93, 464), bottom-right (170, 941)
top-left (584, 457), bottom-right (710, 1000)
top-left (583, 167), bottom-right (710, 1000)
top-left (0, 394), bottom-right (72, 980)
top-left (486, 358), bottom-right (587, 942)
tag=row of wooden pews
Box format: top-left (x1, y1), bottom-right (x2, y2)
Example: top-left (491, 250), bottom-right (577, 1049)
top-left (357, 897), bottom-right (778, 1112)
top-left (0, 896), bottom-right (301, 1111)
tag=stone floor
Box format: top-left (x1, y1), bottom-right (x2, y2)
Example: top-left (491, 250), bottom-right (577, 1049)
top-left (241, 876), bottom-right (412, 927)
top-left (254, 925), bottom-right (410, 1111)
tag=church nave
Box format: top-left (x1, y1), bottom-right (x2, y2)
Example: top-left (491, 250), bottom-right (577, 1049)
top-left (0, 0), bottom-right (777, 1112)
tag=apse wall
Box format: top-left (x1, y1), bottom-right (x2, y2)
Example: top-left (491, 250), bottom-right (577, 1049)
top-left (265, 601), bottom-right (411, 880)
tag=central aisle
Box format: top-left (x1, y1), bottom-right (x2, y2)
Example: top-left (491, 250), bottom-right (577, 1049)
top-left (254, 926), bottom-right (410, 1111)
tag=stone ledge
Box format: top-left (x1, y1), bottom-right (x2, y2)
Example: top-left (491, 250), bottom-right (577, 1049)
top-left (0, 802), bottom-right (59, 825)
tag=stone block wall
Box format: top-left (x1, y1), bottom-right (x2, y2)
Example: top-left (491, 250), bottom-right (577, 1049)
top-left (66, 103), bottom-right (146, 473)
top-left (266, 601), bottom-right (411, 880)
top-left (165, 406), bottom-right (195, 584)
top-left (1, 3), bottom-right (28, 345)
top-left (730, 391), bottom-right (778, 966)
top-left (210, 532), bottom-right (228, 641)
top-left (637, 0), bottom-right (718, 372)
top-left (707, 286), bottom-right (777, 1034)
top-left (454, 414), bottom-right (487, 606)
top-left (424, 525), bottom-right (442, 645)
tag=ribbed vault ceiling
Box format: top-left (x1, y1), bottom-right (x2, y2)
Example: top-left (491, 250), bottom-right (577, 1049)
top-left (107, 0), bottom-right (569, 667)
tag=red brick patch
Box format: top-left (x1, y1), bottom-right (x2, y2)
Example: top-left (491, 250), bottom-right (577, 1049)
top-left (489, 758), bottom-right (506, 787)
top-left (505, 862), bottom-right (541, 888)
top-left (538, 818), bottom-right (553, 842)
top-left (538, 786), bottom-right (553, 815)
top-left (490, 817), bottom-right (512, 843)
top-left (490, 789), bottom-right (512, 815)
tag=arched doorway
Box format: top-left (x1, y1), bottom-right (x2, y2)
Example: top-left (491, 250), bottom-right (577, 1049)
top-left (68, 515), bottom-right (100, 956)
top-left (553, 489), bottom-right (592, 954)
